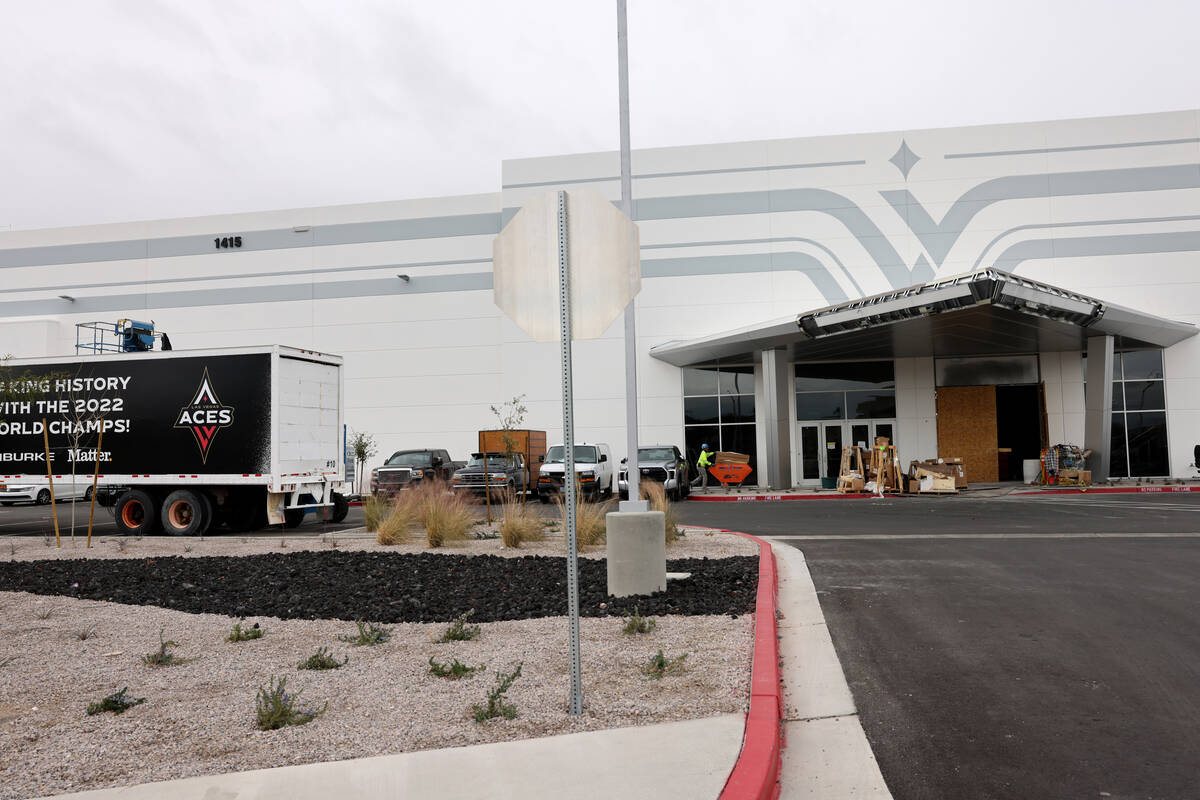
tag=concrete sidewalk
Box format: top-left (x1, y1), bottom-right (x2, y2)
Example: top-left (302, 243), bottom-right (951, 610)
top-left (771, 541), bottom-right (893, 798)
top-left (38, 714), bottom-right (744, 800)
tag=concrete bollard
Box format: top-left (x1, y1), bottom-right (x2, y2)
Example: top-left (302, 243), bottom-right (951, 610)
top-left (605, 510), bottom-right (666, 597)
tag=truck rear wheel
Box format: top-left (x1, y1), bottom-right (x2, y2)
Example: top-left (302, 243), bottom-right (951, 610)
top-left (160, 489), bottom-right (208, 536)
top-left (114, 490), bottom-right (159, 536)
top-left (331, 492), bottom-right (349, 523)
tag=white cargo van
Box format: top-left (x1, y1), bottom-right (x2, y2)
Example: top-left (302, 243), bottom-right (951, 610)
top-left (536, 442), bottom-right (613, 502)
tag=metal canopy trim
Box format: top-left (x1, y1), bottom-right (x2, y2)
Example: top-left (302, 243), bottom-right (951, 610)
top-left (649, 268), bottom-right (1196, 367)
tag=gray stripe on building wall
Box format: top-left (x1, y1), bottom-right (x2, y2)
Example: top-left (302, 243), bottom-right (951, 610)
top-left (972, 215), bottom-right (1200, 270)
top-left (994, 230), bottom-right (1200, 272)
top-left (945, 137), bottom-right (1200, 160)
top-left (6, 257), bottom-right (493, 296)
top-left (501, 159), bottom-right (867, 190)
top-left (886, 164), bottom-right (1200, 268)
top-left (0, 251), bottom-right (849, 318)
top-left (641, 236), bottom-right (865, 297)
top-left (0, 213), bottom-right (501, 269)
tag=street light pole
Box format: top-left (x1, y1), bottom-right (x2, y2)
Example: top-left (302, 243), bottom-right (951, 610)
top-left (617, 0), bottom-right (646, 512)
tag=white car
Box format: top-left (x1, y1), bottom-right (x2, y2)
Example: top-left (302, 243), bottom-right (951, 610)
top-left (537, 443), bottom-right (614, 502)
top-left (0, 479), bottom-right (95, 507)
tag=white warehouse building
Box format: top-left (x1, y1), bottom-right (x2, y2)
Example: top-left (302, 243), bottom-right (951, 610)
top-left (2, 108), bottom-right (1198, 487)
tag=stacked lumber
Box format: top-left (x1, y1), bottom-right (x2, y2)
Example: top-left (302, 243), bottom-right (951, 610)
top-left (837, 437), bottom-right (901, 493)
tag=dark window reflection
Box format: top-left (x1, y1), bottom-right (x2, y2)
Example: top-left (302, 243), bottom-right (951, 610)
top-left (801, 426), bottom-right (819, 480)
top-left (718, 366), bottom-right (755, 395)
top-left (684, 396), bottom-right (719, 425)
top-left (683, 368), bottom-right (719, 396)
top-left (795, 391), bottom-right (844, 420)
top-left (1111, 382), bottom-right (1124, 412)
top-left (1110, 416), bottom-right (1128, 478)
top-left (1125, 411), bottom-right (1169, 476)
top-left (1120, 350), bottom-right (1164, 380)
top-left (1122, 381), bottom-right (1165, 411)
top-left (721, 393), bottom-right (756, 423)
top-left (794, 361), bottom-right (895, 392)
top-left (848, 390), bottom-right (897, 419)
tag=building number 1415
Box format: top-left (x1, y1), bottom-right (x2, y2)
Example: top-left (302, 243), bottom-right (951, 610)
top-left (214, 236), bottom-right (243, 249)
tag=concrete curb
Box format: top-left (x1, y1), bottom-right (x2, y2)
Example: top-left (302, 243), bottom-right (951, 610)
top-left (716, 530), bottom-right (784, 800)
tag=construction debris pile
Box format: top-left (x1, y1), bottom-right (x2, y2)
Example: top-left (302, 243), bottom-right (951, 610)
top-left (1038, 444), bottom-right (1092, 485)
top-left (837, 439), bottom-right (970, 495)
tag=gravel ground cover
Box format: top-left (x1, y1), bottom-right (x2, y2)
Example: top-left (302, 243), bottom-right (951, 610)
top-left (0, 592), bottom-right (752, 800)
top-left (0, 530), bottom-right (758, 799)
top-left (0, 551), bottom-right (757, 622)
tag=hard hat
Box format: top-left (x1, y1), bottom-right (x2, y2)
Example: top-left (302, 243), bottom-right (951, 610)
top-left (701, 443), bottom-right (710, 449)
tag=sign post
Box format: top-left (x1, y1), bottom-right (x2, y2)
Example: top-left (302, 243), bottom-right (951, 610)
top-left (493, 187), bottom-right (641, 716)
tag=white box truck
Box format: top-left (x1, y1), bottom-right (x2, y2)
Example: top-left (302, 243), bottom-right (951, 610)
top-left (0, 345), bottom-right (346, 535)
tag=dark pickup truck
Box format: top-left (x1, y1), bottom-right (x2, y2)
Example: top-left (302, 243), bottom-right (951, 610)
top-left (370, 449), bottom-right (464, 496)
top-left (451, 452), bottom-right (529, 497)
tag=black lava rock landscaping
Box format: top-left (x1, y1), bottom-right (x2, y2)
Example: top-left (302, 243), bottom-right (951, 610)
top-left (0, 552), bottom-right (758, 623)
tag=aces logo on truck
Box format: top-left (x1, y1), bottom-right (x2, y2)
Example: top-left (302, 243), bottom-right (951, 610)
top-left (174, 368), bottom-right (235, 463)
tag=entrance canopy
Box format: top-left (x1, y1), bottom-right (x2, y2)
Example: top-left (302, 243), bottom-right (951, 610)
top-left (649, 269), bottom-right (1197, 366)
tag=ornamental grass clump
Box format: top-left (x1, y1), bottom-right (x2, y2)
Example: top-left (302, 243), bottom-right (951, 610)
top-left (298, 647), bottom-right (347, 671)
top-left (429, 656), bottom-right (483, 679)
top-left (226, 621), bottom-right (264, 642)
top-left (641, 649), bottom-right (688, 679)
top-left (363, 493), bottom-right (388, 533)
top-left (499, 496), bottom-right (543, 548)
top-left (339, 619), bottom-right (391, 647)
top-left (255, 676), bottom-right (326, 731)
top-left (397, 479), bottom-right (476, 547)
top-left (554, 495), bottom-right (609, 551)
top-left (86, 687), bottom-right (145, 716)
top-left (434, 610), bottom-right (480, 643)
top-left (472, 662), bottom-right (522, 722)
top-left (640, 481), bottom-right (681, 545)
top-left (375, 499), bottom-right (415, 546)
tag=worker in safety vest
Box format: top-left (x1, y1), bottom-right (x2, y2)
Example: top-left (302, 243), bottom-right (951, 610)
top-left (697, 444), bottom-right (715, 490)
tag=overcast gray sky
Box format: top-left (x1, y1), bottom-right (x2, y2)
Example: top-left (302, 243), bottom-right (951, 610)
top-left (2, 0), bottom-right (1198, 231)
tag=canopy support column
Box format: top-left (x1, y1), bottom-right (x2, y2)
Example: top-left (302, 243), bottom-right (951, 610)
top-left (761, 348), bottom-right (792, 489)
top-left (1084, 334), bottom-right (1115, 482)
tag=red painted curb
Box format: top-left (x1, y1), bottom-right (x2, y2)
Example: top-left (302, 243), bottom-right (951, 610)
top-left (1012, 485), bottom-right (1200, 495)
top-left (719, 530), bottom-right (783, 800)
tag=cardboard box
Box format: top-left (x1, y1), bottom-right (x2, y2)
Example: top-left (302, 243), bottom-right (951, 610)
top-left (874, 436), bottom-right (890, 447)
top-left (907, 477), bottom-right (921, 493)
top-left (920, 475), bottom-right (957, 493)
top-left (715, 451), bottom-right (749, 465)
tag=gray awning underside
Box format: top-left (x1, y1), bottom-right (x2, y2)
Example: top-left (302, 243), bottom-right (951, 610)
top-left (649, 268), bottom-right (1197, 367)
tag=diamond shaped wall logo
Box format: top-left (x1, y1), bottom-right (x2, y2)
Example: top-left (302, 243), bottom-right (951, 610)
top-left (889, 139), bottom-right (920, 179)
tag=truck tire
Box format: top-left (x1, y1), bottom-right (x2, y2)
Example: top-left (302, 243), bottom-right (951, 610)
top-left (161, 489), bottom-right (207, 536)
top-left (36, 489), bottom-right (51, 505)
top-left (330, 492), bottom-right (349, 523)
top-left (114, 490), bottom-right (159, 536)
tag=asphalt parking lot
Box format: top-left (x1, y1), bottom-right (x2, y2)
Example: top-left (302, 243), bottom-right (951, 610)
top-left (680, 493), bottom-right (1200, 800)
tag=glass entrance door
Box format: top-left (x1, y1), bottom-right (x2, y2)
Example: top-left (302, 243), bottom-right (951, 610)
top-left (795, 420), bottom-right (897, 486)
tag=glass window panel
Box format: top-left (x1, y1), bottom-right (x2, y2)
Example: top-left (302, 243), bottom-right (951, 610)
top-left (848, 390), bottom-right (897, 419)
top-left (1122, 380), bottom-right (1164, 411)
top-left (851, 424), bottom-right (870, 449)
top-left (682, 367), bottom-right (719, 396)
top-left (720, 393), bottom-right (756, 423)
top-left (1109, 415), bottom-right (1128, 478)
top-left (1111, 382), bottom-right (1124, 412)
top-left (800, 426), bottom-right (820, 480)
top-left (935, 355), bottom-right (1039, 387)
top-left (795, 391), bottom-right (844, 420)
top-left (718, 366), bottom-right (755, 395)
top-left (822, 424), bottom-right (843, 480)
top-left (1125, 411), bottom-right (1169, 476)
top-left (684, 426), bottom-right (720, 470)
top-left (684, 396), bottom-right (719, 425)
top-left (793, 361), bottom-right (894, 392)
top-left (875, 423), bottom-right (893, 443)
top-left (719, 424), bottom-right (758, 484)
top-left (1120, 349), bottom-right (1163, 380)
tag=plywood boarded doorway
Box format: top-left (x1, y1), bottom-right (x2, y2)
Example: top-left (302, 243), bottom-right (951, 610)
top-left (936, 385), bottom-right (999, 483)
